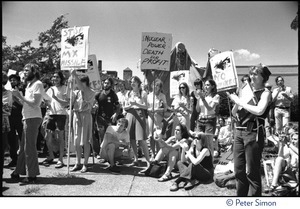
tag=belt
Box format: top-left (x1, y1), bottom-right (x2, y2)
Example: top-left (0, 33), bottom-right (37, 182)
top-left (275, 106), bottom-right (290, 109)
top-left (199, 115), bottom-right (216, 119)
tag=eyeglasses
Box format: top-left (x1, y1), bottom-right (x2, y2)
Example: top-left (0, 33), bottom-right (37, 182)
top-left (179, 86), bottom-right (186, 89)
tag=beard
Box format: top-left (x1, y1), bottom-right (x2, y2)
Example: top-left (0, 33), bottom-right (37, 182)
top-left (25, 72), bottom-right (35, 82)
top-left (104, 85), bottom-right (111, 91)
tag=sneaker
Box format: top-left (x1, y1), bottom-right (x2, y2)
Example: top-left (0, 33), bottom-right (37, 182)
top-left (96, 155), bottom-right (101, 160)
top-left (108, 165), bottom-right (121, 173)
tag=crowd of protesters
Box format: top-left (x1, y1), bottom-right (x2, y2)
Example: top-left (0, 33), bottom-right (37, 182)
top-left (2, 62), bottom-right (298, 196)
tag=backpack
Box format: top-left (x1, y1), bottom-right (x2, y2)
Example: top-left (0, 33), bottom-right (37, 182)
top-left (214, 170), bottom-right (236, 188)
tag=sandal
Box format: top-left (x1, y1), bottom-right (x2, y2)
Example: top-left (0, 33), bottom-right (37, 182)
top-left (70, 164), bottom-right (81, 172)
top-left (158, 173), bottom-right (172, 182)
top-left (42, 158), bottom-right (54, 167)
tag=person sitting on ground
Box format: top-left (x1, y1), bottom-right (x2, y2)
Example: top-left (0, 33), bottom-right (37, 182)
top-left (217, 117), bottom-right (234, 152)
top-left (170, 132), bottom-right (214, 191)
top-left (268, 129), bottom-right (298, 192)
top-left (152, 123), bottom-right (190, 182)
top-left (99, 118), bottom-right (130, 173)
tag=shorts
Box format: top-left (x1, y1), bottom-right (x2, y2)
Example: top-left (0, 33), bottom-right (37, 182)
top-left (46, 115), bottom-right (67, 131)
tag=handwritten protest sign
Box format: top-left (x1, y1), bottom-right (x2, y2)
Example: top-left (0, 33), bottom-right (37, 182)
top-left (85, 54), bottom-right (101, 91)
top-left (141, 32), bottom-right (172, 71)
top-left (209, 51), bottom-right (238, 92)
top-left (170, 70), bottom-right (189, 98)
top-left (60, 26), bottom-right (89, 70)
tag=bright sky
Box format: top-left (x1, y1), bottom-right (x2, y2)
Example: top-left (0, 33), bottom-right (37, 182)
top-left (2, 1), bottom-right (298, 80)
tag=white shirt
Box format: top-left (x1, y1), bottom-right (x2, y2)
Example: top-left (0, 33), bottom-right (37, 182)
top-left (46, 85), bottom-right (68, 115)
top-left (272, 86), bottom-right (293, 107)
top-left (22, 80), bottom-right (44, 119)
top-left (199, 94), bottom-right (220, 116)
top-left (100, 125), bottom-right (130, 148)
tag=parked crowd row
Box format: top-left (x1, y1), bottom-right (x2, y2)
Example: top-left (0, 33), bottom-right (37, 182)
top-left (2, 63), bottom-right (298, 196)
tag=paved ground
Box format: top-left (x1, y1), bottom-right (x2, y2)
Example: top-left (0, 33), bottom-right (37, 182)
top-left (2, 152), bottom-right (238, 196)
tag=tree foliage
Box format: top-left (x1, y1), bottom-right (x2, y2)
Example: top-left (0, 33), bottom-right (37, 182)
top-left (2, 14), bottom-right (69, 74)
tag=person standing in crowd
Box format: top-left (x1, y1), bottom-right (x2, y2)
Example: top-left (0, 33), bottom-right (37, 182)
top-left (42, 71), bottom-right (68, 168)
top-left (171, 82), bottom-right (192, 132)
top-left (147, 78), bottom-right (167, 161)
top-left (7, 74), bottom-right (25, 167)
top-left (94, 77), bottom-right (120, 151)
top-left (99, 118), bottom-right (130, 173)
top-left (39, 77), bottom-right (53, 155)
top-left (10, 63), bottom-right (45, 184)
top-left (152, 124), bottom-right (190, 182)
top-left (170, 133), bottom-right (213, 191)
top-left (190, 79), bottom-right (202, 132)
top-left (227, 64), bottom-right (272, 196)
top-left (196, 79), bottom-right (220, 160)
top-left (213, 117), bottom-right (225, 156)
top-left (2, 71), bottom-right (13, 176)
top-left (67, 69), bottom-right (96, 173)
top-left (272, 76), bottom-right (294, 134)
top-left (124, 76), bottom-right (151, 172)
top-left (116, 82), bottom-right (128, 119)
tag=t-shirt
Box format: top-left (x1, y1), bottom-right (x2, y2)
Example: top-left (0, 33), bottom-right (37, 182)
top-left (199, 94), bottom-right (220, 117)
top-left (147, 92), bottom-right (167, 110)
top-left (46, 85), bottom-right (68, 115)
top-left (272, 86), bottom-right (293, 108)
top-left (95, 90), bottom-right (119, 119)
top-left (100, 125), bottom-right (130, 148)
top-left (22, 80), bottom-right (44, 119)
top-left (171, 95), bottom-right (190, 116)
top-left (125, 90), bottom-right (147, 109)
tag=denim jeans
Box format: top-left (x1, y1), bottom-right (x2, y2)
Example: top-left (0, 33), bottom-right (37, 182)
top-left (233, 128), bottom-right (264, 196)
top-left (15, 118), bottom-right (42, 177)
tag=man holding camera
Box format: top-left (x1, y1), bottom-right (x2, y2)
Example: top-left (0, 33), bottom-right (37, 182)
top-left (272, 76), bottom-right (294, 134)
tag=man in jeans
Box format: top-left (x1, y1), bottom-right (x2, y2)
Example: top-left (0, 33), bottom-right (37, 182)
top-left (272, 76), bottom-right (294, 134)
top-left (11, 63), bottom-right (45, 184)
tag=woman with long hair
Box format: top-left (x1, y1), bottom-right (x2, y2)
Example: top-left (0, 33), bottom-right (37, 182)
top-left (152, 123), bottom-right (190, 182)
top-left (171, 82), bottom-right (192, 132)
top-left (124, 76), bottom-right (151, 172)
top-left (195, 79), bottom-right (220, 160)
top-left (170, 133), bottom-right (214, 191)
top-left (67, 69), bottom-right (96, 173)
top-left (147, 78), bottom-right (167, 161)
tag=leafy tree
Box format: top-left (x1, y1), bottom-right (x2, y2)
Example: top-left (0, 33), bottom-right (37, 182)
top-left (2, 14), bottom-right (69, 74)
top-left (37, 14), bottom-right (69, 73)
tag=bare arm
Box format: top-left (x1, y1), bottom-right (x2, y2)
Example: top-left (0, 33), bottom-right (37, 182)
top-left (186, 147), bottom-right (210, 165)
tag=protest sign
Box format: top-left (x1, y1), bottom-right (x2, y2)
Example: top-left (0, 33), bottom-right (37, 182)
top-left (170, 70), bottom-right (189, 98)
top-left (85, 54), bottom-right (101, 91)
top-left (60, 26), bottom-right (90, 70)
top-left (209, 51), bottom-right (238, 92)
top-left (141, 32), bottom-right (172, 71)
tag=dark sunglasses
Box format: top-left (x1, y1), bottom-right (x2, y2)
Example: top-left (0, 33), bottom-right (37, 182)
top-left (179, 86), bottom-right (186, 89)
